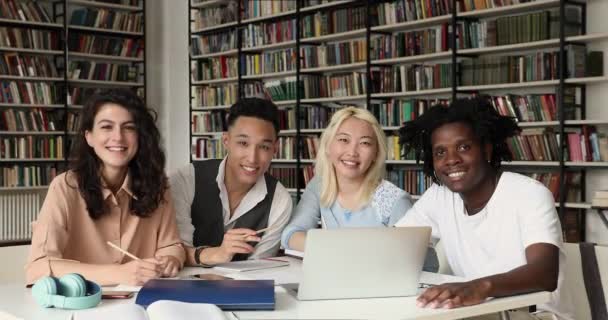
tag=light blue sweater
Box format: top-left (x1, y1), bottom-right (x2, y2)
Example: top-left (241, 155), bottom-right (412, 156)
top-left (281, 176), bottom-right (412, 249)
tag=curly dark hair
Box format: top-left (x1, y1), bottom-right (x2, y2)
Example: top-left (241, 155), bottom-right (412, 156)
top-left (68, 88), bottom-right (168, 219)
top-left (398, 97), bottom-right (521, 184)
top-left (227, 98), bottom-right (280, 136)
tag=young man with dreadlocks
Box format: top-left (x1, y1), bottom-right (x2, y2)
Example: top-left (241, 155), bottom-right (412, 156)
top-left (396, 97), bottom-right (573, 320)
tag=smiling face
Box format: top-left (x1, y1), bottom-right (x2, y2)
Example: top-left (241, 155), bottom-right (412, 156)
top-left (85, 103), bottom-right (138, 175)
top-left (328, 117), bottom-right (378, 183)
top-left (431, 122), bottom-right (492, 195)
top-left (223, 116), bottom-right (278, 187)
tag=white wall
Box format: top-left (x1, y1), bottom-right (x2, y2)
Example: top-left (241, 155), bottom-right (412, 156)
top-left (147, 0), bottom-right (190, 173)
top-left (582, 0), bottom-right (608, 245)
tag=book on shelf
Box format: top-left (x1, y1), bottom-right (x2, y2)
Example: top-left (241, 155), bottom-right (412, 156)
top-left (70, 8), bottom-right (143, 33)
top-left (1, 163), bottom-right (60, 187)
top-left (0, 80), bottom-right (61, 105)
top-left (191, 56), bottom-right (239, 81)
top-left (68, 33), bottom-right (144, 58)
top-left (0, 108), bottom-right (63, 132)
top-left (0, 0), bottom-right (52, 23)
top-left (242, 18), bottom-right (296, 48)
top-left (191, 110), bottom-right (227, 133)
top-left (0, 27), bottom-right (59, 51)
top-left (192, 83), bottom-right (238, 108)
top-left (301, 5), bottom-right (366, 38)
top-left (370, 98), bottom-right (449, 127)
top-left (191, 31), bottom-right (237, 56)
top-left (370, 26), bottom-right (448, 61)
top-left (277, 136), bottom-right (319, 160)
top-left (372, 63), bottom-right (453, 93)
top-left (386, 169), bottom-right (433, 196)
top-left (0, 135), bottom-right (63, 159)
top-left (191, 0), bottom-right (237, 30)
top-left (268, 166), bottom-right (314, 189)
top-left (0, 53), bottom-right (59, 78)
top-left (506, 126), bottom-right (608, 162)
top-left (371, 0), bottom-right (453, 25)
top-left (243, 0), bottom-right (296, 20)
top-left (68, 61), bottom-right (139, 82)
top-left (264, 76), bottom-right (297, 101)
top-left (191, 136), bottom-right (226, 160)
top-left (300, 39), bottom-right (367, 69)
top-left (242, 47), bottom-right (297, 75)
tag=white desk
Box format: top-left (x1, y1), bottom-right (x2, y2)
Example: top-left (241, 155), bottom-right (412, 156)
top-left (0, 257), bottom-right (550, 320)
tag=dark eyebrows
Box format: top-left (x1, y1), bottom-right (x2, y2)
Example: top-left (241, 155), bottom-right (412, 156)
top-left (96, 119), bottom-right (135, 126)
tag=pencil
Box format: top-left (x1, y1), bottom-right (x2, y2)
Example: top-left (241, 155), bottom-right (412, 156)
top-left (255, 227), bottom-right (270, 234)
top-left (106, 241), bottom-right (141, 261)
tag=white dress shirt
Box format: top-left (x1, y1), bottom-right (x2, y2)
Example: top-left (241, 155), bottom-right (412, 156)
top-left (169, 159), bottom-right (293, 259)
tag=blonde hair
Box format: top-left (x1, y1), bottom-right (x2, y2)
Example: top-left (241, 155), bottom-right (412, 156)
top-left (315, 107), bottom-right (387, 209)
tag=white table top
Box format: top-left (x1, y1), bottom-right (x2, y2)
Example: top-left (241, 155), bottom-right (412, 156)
top-left (0, 257), bottom-right (550, 320)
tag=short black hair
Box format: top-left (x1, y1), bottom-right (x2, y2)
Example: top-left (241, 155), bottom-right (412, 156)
top-left (227, 98), bottom-right (280, 135)
top-left (398, 97), bottom-right (521, 184)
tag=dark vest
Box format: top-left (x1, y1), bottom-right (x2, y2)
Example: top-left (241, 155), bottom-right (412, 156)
top-left (191, 159), bottom-right (278, 261)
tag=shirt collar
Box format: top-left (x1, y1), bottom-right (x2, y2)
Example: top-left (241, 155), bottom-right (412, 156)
top-left (216, 157), bottom-right (268, 222)
top-left (101, 171), bottom-right (137, 200)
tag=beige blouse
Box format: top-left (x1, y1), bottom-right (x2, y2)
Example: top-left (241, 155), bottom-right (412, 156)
top-left (25, 171), bottom-right (185, 284)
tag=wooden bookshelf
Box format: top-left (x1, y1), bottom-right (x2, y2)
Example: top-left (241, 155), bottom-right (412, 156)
top-left (68, 25), bottom-right (143, 36)
top-left (68, 52), bottom-right (144, 62)
top-left (0, 47), bottom-right (63, 55)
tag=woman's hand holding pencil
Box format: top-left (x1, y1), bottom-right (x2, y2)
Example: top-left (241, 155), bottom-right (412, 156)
top-left (107, 241), bottom-right (176, 285)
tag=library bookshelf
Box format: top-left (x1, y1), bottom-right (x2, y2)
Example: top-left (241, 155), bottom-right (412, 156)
top-left (188, 0), bottom-right (608, 243)
top-left (0, 0), bottom-right (146, 246)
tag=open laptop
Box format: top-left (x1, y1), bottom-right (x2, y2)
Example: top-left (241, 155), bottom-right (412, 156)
top-left (296, 226), bottom-right (431, 301)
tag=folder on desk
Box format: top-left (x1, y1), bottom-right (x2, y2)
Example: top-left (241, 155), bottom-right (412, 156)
top-left (135, 279), bottom-right (275, 310)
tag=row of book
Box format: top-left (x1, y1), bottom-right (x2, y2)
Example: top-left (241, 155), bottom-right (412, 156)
top-left (241, 19), bottom-right (296, 49)
top-left (191, 0), bottom-right (237, 30)
top-left (191, 137), bottom-right (226, 160)
top-left (192, 111), bottom-right (226, 133)
top-left (372, 64), bottom-right (453, 93)
top-left (0, 108), bottom-right (61, 132)
top-left (460, 47), bottom-right (590, 86)
top-left (191, 31), bottom-right (236, 56)
top-left (67, 86), bottom-right (143, 106)
top-left (67, 61), bottom-right (139, 82)
top-left (0, 53), bottom-right (58, 78)
top-left (300, 40), bottom-right (367, 69)
top-left (276, 136), bottom-right (320, 160)
top-left (268, 166), bottom-right (314, 189)
top-left (507, 127), bottom-right (608, 162)
top-left (456, 8), bottom-right (580, 49)
top-left (0, 0), bottom-right (51, 23)
top-left (0, 136), bottom-right (64, 159)
top-left (70, 8), bottom-right (143, 33)
top-left (372, 0), bottom-right (452, 25)
top-left (191, 57), bottom-right (238, 81)
top-left (370, 27), bottom-right (446, 61)
top-left (0, 27), bottom-right (58, 51)
top-left (489, 93), bottom-right (568, 123)
top-left (243, 0), bottom-right (296, 20)
top-left (566, 127), bottom-right (608, 162)
top-left (68, 34), bottom-right (144, 58)
top-left (241, 48), bottom-right (297, 76)
top-left (192, 84), bottom-right (238, 109)
top-left (0, 164), bottom-right (59, 187)
top-left (0, 81), bottom-right (61, 105)
top-left (370, 99), bottom-right (448, 127)
top-left (302, 6), bottom-right (366, 38)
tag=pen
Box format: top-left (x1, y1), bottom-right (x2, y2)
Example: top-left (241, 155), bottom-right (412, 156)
top-left (106, 241), bottom-right (141, 261)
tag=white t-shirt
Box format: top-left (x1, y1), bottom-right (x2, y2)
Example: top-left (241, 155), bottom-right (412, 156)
top-left (396, 171), bottom-right (574, 320)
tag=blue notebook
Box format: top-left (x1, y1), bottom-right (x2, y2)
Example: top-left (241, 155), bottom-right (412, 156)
top-left (135, 279), bottom-right (275, 311)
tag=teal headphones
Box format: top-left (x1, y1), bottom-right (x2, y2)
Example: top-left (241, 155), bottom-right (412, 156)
top-left (32, 273), bottom-right (101, 310)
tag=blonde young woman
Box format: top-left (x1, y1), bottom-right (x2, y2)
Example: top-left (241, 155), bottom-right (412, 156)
top-left (280, 107), bottom-right (420, 253)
